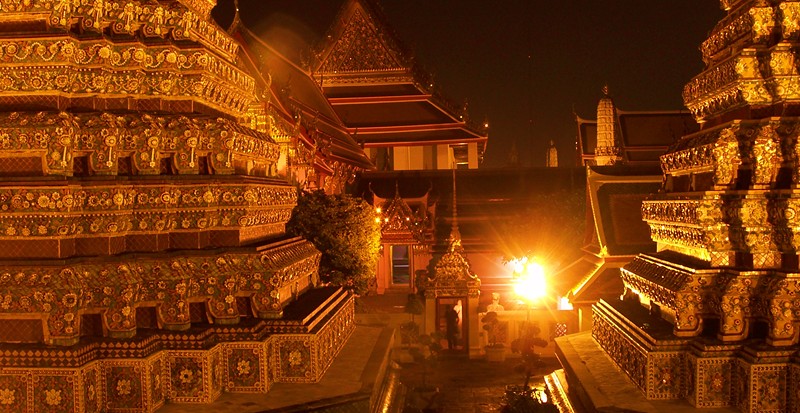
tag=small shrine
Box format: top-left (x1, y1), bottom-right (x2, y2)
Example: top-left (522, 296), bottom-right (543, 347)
top-left (371, 183), bottom-right (435, 293)
top-left (422, 173), bottom-right (481, 358)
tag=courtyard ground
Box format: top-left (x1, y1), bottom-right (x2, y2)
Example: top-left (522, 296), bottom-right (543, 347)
top-left (395, 349), bottom-right (560, 413)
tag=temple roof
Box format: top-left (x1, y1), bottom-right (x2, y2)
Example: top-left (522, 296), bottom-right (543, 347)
top-left (553, 165), bottom-right (662, 305)
top-left (315, 0), bottom-right (409, 75)
top-left (586, 166), bottom-right (660, 257)
top-left (427, 170), bottom-right (480, 298)
top-left (313, 0), bottom-right (488, 151)
top-left (231, 23), bottom-right (373, 171)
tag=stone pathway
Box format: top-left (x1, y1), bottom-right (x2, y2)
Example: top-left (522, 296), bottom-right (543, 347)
top-left (396, 353), bottom-right (559, 413)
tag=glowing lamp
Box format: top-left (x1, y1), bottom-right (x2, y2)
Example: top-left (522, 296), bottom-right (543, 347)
top-left (513, 261), bottom-right (547, 302)
top-left (510, 257), bottom-right (528, 275)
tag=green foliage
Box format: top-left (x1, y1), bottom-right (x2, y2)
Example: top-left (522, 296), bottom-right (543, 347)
top-left (504, 323), bottom-right (557, 413)
top-left (286, 190), bottom-right (381, 295)
top-left (407, 331), bottom-right (443, 392)
top-left (399, 321), bottom-right (420, 347)
top-left (510, 322), bottom-right (549, 388)
top-left (405, 293), bottom-right (424, 323)
top-left (481, 311), bottom-right (506, 348)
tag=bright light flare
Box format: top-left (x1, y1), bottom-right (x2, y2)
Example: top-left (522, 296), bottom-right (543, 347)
top-left (538, 389), bottom-right (548, 403)
top-left (513, 261), bottom-right (547, 302)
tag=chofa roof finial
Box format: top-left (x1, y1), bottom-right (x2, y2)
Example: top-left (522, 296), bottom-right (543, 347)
top-left (228, 0), bottom-right (242, 33)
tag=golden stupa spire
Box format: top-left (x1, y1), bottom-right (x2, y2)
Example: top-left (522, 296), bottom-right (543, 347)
top-left (595, 84), bottom-right (621, 165)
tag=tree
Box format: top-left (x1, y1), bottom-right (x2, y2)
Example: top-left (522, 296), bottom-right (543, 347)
top-left (286, 190), bottom-right (381, 295)
top-left (405, 293), bottom-right (424, 324)
top-left (496, 189), bottom-right (585, 264)
top-left (503, 322), bottom-right (556, 413)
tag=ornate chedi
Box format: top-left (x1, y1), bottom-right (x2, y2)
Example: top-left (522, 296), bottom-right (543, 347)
top-left (594, 86), bottom-right (622, 166)
top-left (578, 1), bottom-right (800, 411)
top-left (0, 2), bottom-right (356, 413)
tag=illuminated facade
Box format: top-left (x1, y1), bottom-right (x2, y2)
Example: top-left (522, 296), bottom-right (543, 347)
top-left (308, 0), bottom-right (489, 300)
top-left (561, 94), bottom-right (700, 333)
top-left (0, 1), bottom-right (363, 412)
top-left (551, 1), bottom-right (800, 411)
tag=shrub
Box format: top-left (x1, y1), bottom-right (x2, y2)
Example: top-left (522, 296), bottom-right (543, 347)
top-left (286, 190), bottom-right (381, 294)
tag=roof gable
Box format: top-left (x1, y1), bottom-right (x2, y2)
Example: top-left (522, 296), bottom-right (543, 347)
top-left (316, 0), bottom-right (407, 74)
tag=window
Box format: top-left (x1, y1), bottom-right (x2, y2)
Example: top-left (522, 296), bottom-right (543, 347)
top-left (391, 245), bottom-right (410, 284)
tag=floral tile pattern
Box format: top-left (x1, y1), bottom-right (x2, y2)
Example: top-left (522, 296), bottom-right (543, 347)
top-left (789, 364), bottom-right (800, 413)
top-left (695, 358), bottom-right (733, 408)
top-left (82, 364), bottom-right (101, 413)
top-left (168, 356), bottom-right (203, 402)
top-left (33, 371), bottom-right (77, 413)
top-left (103, 362), bottom-right (145, 412)
top-left (224, 343), bottom-right (267, 393)
top-left (647, 353), bottom-right (683, 399)
top-left (0, 372), bottom-right (28, 413)
top-left (208, 347), bottom-right (223, 401)
top-left (148, 355), bottom-right (165, 411)
top-left (275, 337), bottom-right (314, 382)
top-left (753, 365), bottom-right (787, 413)
top-left (732, 361), bottom-right (750, 412)
top-left (167, 347), bottom-right (222, 404)
top-left (0, 293), bottom-right (356, 411)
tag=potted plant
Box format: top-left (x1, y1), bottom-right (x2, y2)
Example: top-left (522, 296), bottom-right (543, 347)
top-left (481, 311), bottom-right (507, 362)
top-left (399, 294), bottom-right (424, 348)
top-left (503, 322), bottom-right (556, 412)
top-left (406, 332), bottom-right (443, 412)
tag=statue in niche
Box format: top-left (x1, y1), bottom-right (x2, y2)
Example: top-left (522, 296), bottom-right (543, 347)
top-left (487, 292), bottom-right (504, 312)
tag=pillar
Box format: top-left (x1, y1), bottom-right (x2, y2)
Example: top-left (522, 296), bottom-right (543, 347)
top-left (468, 142), bottom-right (479, 169)
top-left (467, 295), bottom-right (481, 359)
top-left (393, 147), bottom-right (410, 171)
top-left (436, 144), bottom-right (452, 169)
top-left (408, 146), bottom-right (424, 170)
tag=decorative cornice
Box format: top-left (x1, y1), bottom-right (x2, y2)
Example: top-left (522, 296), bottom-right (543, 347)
top-left (0, 111), bottom-right (279, 177)
top-left (0, 0), bottom-right (239, 61)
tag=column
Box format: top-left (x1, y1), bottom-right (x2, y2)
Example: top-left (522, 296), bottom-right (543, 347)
top-left (436, 144), bottom-right (452, 169)
top-left (468, 142), bottom-right (479, 169)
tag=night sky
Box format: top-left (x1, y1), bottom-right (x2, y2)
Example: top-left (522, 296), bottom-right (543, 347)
top-left (212, 1), bottom-right (725, 167)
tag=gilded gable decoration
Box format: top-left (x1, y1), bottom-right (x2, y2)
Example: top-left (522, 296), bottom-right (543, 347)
top-left (315, 0), bottom-right (410, 80)
top-left (318, 9), bottom-right (404, 74)
top-left (378, 185), bottom-right (428, 242)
